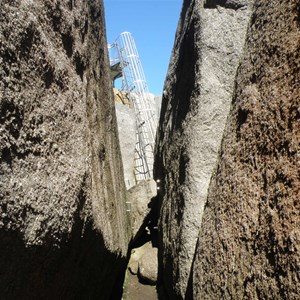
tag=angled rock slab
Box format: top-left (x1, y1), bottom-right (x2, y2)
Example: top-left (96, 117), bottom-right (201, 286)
top-left (154, 0), bottom-right (253, 298)
top-left (194, 0), bottom-right (300, 299)
top-left (138, 243), bottom-right (158, 286)
top-left (0, 1), bottom-right (130, 299)
top-left (115, 102), bottom-right (137, 189)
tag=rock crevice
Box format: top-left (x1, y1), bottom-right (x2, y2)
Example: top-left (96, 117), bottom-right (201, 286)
top-left (204, 0), bottom-right (249, 10)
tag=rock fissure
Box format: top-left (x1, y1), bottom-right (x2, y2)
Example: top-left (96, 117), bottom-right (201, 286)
top-left (204, 0), bottom-right (249, 10)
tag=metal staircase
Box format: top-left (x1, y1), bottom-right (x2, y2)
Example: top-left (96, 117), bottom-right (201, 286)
top-left (108, 32), bottom-right (157, 182)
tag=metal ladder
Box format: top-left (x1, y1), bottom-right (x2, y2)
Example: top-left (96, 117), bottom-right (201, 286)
top-left (108, 32), bottom-right (157, 183)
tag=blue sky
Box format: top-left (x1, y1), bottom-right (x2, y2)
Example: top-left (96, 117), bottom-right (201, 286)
top-left (103, 0), bottom-right (182, 95)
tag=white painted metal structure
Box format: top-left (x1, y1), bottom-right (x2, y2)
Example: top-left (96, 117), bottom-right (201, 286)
top-left (108, 32), bottom-right (157, 182)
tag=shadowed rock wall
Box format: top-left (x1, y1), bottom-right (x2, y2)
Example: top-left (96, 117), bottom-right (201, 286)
top-left (154, 0), bottom-right (253, 298)
top-left (194, 1), bottom-right (300, 299)
top-left (0, 0), bottom-right (130, 299)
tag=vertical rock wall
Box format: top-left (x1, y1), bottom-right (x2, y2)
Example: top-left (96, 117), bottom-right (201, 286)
top-left (0, 0), bottom-right (130, 299)
top-left (115, 102), bottom-right (137, 189)
top-left (194, 1), bottom-right (300, 299)
top-left (154, 0), bottom-right (253, 298)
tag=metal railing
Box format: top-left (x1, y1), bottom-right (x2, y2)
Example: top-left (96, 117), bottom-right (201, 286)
top-left (108, 32), bottom-right (157, 182)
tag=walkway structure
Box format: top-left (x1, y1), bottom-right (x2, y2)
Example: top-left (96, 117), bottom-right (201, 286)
top-left (108, 32), bottom-right (157, 182)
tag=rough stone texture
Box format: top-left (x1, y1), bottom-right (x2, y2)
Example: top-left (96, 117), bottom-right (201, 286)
top-left (123, 272), bottom-right (158, 300)
top-left (0, 0), bottom-right (130, 299)
top-left (153, 94), bottom-right (162, 120)
top-left (128, 242), bottom-right (152, 275)
top-left (127, 179), bottom-right (157, 240)
top-left (115, 102), bottom-right (137, 189)
top-left (154, 0), bottom-right (253, 298)
top-left (126, 242), bottom-right (158, 298)
top-left (138, 242), bottom-right (158, 285)
top-left (193, 1), bottom-right (300, 299)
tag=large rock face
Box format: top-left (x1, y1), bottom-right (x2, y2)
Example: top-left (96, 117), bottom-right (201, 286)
top-left (194, 1), bottom-right (300, 299)
top-left (0, 0), bottom-right (130, 299)
top-left (154, 0), bottom-right (253, 298)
